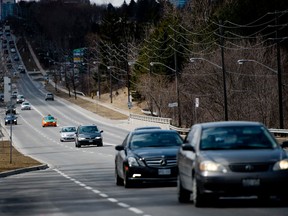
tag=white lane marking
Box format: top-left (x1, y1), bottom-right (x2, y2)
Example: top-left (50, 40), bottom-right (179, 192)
top-left (129, 207), bottom-right (144, 214)
top-left (54, 168), bottom-right (151, 216)
top-left (118, 203), bottom-right (130, 208)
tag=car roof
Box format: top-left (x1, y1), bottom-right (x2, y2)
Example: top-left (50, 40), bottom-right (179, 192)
top-left (195, 121), bottom-right (264, 129)
top-left (132, 129), bottom-right (177, 135)
top-left (134, 126), bottom-right (161, 131)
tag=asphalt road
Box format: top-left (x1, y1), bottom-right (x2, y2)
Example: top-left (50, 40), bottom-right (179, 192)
top-left (0, 73), bottom-right (288, 216)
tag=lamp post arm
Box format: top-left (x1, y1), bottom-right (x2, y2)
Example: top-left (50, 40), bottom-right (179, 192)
top-left (237, 59), bottom-right (277, 74)
top-left (190, 58), bottom-right (222, 69)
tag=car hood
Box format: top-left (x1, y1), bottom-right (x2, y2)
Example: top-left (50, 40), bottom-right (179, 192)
top-left (61, 132), bottom-right (75, 136)
top-left (132, 146), bottom-right (179, 158)
top-left (202, 148), bottom-right (287, 164)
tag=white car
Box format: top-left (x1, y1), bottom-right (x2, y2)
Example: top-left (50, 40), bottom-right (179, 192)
top-left (60, 126), bottom-right (77, 142)
top-left (21, 101), bottom-right (31, 110)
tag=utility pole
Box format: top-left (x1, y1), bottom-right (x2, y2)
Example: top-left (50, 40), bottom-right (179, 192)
top-left (220, 20), bottom-right (228, 121)
top-left (276, 13), bottom-right (284, 129)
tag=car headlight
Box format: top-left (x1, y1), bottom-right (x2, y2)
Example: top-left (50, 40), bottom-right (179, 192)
top-left (127, 157), bottom-right (145, 167)
top-left (199, 161), bottom-right (227, 173)
top-left (78, 137), bottom-right (86, 140)
top-left (273, 159), bottom-right (288, 170)
top-left (95, 136), bottom-right (102, 139)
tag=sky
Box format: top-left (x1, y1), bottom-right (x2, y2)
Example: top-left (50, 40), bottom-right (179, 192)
top-left (91, 0), bottom-right (131, 7)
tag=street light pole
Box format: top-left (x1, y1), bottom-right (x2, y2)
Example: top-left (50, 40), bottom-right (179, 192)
top-left (190, 57), bottom-right (228, 121)
top-left (150, 62), bottom-right (181, 125)
top-left (107, 66), bottom-right (113, 103)
top-left (237, 59), bottom-right (283, 128)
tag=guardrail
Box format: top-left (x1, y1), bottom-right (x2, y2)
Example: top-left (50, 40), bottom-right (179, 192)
top-left (269, 128), bottom-right (288, 137)
top-left (169, 125), bottom-right (190, 135)
top-left (130, 114), bottom-right (171, 124)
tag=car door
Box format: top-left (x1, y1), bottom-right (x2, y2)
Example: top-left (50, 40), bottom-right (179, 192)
top-left (178, 125), bottom-right (199, 189)
top-left (115, 134), bottom-right (129, 179)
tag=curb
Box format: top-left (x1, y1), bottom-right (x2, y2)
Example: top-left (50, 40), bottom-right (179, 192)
top-left (0, 164), bottom-right (49, 178)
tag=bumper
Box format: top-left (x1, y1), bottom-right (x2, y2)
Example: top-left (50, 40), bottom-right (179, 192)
top-left (61, 137), bottom-right (75, 141)
top-left (196, 171), bottom-right (288, 197)
top-left (43, 122), bottom-right (57, 127)
top-left (77, 138), bottom-right (103, 146)
top-left (126, 166), bottom-right (178, 182)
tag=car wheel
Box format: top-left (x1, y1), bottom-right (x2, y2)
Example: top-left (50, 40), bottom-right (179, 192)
top-left (15, 122), bottom-right (17, 125)
top-left (123, 170), bottom-right (133, 188)
top-left (98, 142), bottom-right (103, 147)
top-left (192, 177), bottom-right (206, 207)
top-left (177, 176), bottom-right (191, 203)
top-left (115, 166), bottom-right (124, 186)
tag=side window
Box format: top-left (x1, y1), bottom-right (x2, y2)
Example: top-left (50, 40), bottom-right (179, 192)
top-left (121, 134), bottom-right (129, 147)
top-left (185, 126), bottom-right (199, 147)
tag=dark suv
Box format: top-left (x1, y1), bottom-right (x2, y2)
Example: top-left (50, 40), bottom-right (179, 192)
top-left (75, 125), bottom-right (103, 148)
top-left (45, 93), bottom-right (54, 101)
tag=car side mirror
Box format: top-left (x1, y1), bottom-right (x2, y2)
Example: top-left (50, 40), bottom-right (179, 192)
top-left (281, 141), bottom-right (288, 149)
top-left (181, 143), bottom-right (195, 152)
top-left (100, 130), bottom-right (103, 133)
top-left (115, 145), bottom-right (124, 151)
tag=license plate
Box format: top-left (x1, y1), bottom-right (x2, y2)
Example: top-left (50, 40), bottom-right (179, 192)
top-left (242, 179), bottom-right (260, 187)
top-left (89, 140), bottom-right (93, 143)
top-left (158, 169), bottom-right (171, 175)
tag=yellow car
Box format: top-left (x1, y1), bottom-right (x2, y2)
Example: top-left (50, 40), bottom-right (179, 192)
top-left (42, 114), bottom-right (57, 127)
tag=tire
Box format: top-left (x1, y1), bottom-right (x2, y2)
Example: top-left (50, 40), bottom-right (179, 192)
top-left (177, 176), bottom-right (191, 203)
top-left (192, 177), bottom-right (206, 207)
top-left (98, 142), bottom-right (103, 147)
top-left (115, 166), bottom-right (124, 186)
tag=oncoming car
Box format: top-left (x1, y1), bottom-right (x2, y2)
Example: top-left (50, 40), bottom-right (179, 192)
top-left (60, 126), bottom-right (77, 142)
top-left (21, 101), bottom-right (31, 110)
top-left (75, 125), bottom-right (103, 148)
top-left (4, 114), bottom-right (17, 125)
top-left (42, 114), bottom-right (57, 127)
top-left (177, 121), bottom-right (288, 207)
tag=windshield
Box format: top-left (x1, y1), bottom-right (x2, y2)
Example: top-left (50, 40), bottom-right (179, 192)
top-left (200, 126), bottom-right (277, 150)
top-left (80, 126), bottom-right (99, 133)
top-left (130, 132), bottom-right (183, 149)
top-left (62, 127), bottom-right (76, 132)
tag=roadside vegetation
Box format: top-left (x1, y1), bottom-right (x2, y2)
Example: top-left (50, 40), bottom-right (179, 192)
top-left (8, 0), bottom-right (288, 128)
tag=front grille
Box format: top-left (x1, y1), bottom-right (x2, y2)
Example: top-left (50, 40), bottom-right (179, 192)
top-left (229, 163), bottom-right (271, 172)
top-left (145, 157), bottom-right (177, 168)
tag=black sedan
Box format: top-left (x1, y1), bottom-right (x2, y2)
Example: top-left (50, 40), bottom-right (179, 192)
top-left (4, 114), bottom-right (17, 125)
top-left (177, 121), bottom-right (288, 207)
top-left (115, 129), bottom-right (183, 188)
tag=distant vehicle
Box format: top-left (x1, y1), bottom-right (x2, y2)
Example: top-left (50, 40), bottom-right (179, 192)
top-left (21, 101), bottom-right (31, 110)
top-left (60, 126), bottom-right (77, 142)
top-left (16, 95), bottom-right (25, 104)
top-left (4, 114), bottom-right (17, 125)
top-left (11, 91), bottom-right (18, 99)
top-left (42, 114), bottom-right (57, 127)
top-left (10, 48), bottom-right (16, 53)
top-left (115, 129), bottom-right (183, 188)
top-left (134, 126), bottom-right (161, 131)
top-left (177, 121), bottom-right (288, 207)
top-left (5, 105), bottom-right (16, 115)
top-left (75, 125), bottom-right (103, 148)
top-left (45, 93), bottom-right (54, 101)
top-left (0, 93), bottom-right (4, 102)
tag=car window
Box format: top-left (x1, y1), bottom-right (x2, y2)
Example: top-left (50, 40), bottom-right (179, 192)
top-left (62, 127), bottom-right (76, 132)
top-left (130, 132), bottom-right (183, 148)
top-left (200, 126), bottom-right (277, 150)
top-left (80, 126), bottom-right (98, 133)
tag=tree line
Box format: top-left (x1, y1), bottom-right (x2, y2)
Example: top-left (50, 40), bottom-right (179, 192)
top-left (7, 0), bottom-right (288, 128)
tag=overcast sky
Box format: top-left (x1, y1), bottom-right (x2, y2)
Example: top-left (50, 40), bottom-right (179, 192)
top-left (91, 0), bottom-right (130, 7)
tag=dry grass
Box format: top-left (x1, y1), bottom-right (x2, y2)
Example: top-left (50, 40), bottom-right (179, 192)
top-left (0, 141), bottom-right (42, 172)
top-left (45, 84), bottom-right (143, 120)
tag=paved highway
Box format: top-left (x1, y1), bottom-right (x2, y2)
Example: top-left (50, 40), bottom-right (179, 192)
top-left (0, 73), bottom-right (287, 216)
